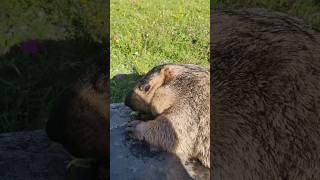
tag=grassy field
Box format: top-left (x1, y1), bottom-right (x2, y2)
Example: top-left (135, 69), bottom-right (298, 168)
top-left (1, 0), bottom-right (319, 133)
top-left (0, 0), bottom-right (106, 133)
top-left (0, 0), bottom-right (107, 54)
top-left (110, 0), bottom-right (210, 103)
top-left (110, 0), bottom-right (320, 103)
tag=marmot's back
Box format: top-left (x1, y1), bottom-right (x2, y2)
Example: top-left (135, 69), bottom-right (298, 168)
top-left (211, 9), bottom-right (320, 179)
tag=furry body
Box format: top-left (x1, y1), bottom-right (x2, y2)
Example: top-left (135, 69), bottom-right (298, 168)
top-left (125, 64), bottom-right (210, 169)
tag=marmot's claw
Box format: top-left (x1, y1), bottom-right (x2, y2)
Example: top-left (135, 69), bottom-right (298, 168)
top-left (126, 120), bottom-right (144, 140)
top-left (125, 127), bottom-right (135, 138)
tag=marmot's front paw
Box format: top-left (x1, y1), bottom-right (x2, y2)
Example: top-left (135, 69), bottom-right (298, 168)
top-left (126, 120), bottom-right (146, 140)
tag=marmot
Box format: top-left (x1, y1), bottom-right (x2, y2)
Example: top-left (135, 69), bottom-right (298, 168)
top-left (125, 64), bottom-right (210, 170)
top-left (211, 9), bottom-right (320, 179)
top-left (46, 65), bottom-right (108, 179)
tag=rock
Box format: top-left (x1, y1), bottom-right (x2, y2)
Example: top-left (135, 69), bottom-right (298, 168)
top-left (110, 103), bottom-right (209, 180)
top-left (0, 103), bottom-right (208, 180)
top-left (0, 130), bottom-right (71, 180)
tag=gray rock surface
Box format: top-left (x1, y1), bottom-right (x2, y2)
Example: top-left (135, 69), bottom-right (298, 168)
top-left (0, 103), bottom-right (208, 180)
top-left (0, 130), bottom-right (71, 180)
top-left (110, 103), bottom-right (209, 180)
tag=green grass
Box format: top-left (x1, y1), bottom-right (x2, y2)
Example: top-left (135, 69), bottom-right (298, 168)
top-left (0, 0), bottom-right (107, 54)
top-left (110, 0), bottom-right (210, 103)
top-left (1, 0), bottom-right (319, 133)
top-left (213, 0), bottom-right (320, 30)
top-left (0, 0), bottom-right (106, 133)
top-left (111, 0), bottom-right (320, 104)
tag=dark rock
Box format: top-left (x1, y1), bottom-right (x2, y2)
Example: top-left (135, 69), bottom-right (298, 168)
top-left (0, 130), bottom-right (71, 180)
top-left (0, 103), bottom-right (208, 180)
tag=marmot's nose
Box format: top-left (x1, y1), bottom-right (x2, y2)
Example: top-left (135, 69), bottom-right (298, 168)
top-left (125, 91), bottom-right (133, 108)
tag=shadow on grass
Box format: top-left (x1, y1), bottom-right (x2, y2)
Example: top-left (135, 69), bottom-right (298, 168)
top-left (110, 73), bottom-right (142, 104)
top-left (0, 38), bottom-right (106, 133)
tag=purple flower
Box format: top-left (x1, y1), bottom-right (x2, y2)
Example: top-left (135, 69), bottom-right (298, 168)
top-left (21, 40), bottom-right (39, 55)
top-left (115, 74), bottom-right (125, 80)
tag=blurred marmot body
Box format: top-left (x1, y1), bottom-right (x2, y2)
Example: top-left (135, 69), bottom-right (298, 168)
top-left (46, 66), bottom-right (108, 179)
top-left (211, 9), bottom-right (320, 179)
top-left (125, 64), bottom-right (210, 169)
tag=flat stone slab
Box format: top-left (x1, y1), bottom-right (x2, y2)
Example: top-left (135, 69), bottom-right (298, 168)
top-left (0, 130), bottom-right (71, 180)
top-left (110, 103), bottom-right (209, 180)
top-left (0, 103), bottom-right (208, 180)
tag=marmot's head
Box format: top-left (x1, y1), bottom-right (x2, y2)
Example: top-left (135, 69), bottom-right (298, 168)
top-left (125, 64), bottom-right (208, 116)
top-left (125, 65), bottom-right (173, 115)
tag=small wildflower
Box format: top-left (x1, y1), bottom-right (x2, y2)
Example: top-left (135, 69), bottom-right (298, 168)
top-left (115, 74), bottom-right (125, 80)
top-left (21, 40), bottom-right (39, 55)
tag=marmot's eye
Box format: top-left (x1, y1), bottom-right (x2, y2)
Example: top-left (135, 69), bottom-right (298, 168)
top-left (144, 84), bottom-right (151, 92)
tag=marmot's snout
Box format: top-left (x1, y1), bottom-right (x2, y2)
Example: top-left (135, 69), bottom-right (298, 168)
top-left (124, 89), bottom-right (150, 113)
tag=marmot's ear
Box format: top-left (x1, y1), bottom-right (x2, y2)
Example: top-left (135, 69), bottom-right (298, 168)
top-left (160, 68), bottom-right (173, 85)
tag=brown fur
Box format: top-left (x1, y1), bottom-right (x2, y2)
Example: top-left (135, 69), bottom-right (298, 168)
top-left (125, 64), bottom-right (210, 169)
top-left (46, 66), bottom-right (108, 179)
top-left (211, 8), bottom-right (320, 179)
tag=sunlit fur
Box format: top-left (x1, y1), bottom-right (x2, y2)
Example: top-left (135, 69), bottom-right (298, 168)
top-left (125, 64), bottom-right (210, 169)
